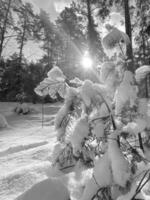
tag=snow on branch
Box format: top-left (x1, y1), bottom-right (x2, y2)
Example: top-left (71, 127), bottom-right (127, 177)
top-left (34, 66), bottom-right (68, 99)
top-left (102, 25), bottom-right (130, 58)
top-left (135, 65), bottom-right (150, 83)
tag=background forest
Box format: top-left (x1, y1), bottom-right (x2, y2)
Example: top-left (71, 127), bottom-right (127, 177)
top-left (0, 0), bottom-right (150, 102)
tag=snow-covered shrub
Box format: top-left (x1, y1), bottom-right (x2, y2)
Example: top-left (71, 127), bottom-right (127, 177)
top-left (14, 103), bottom-right (32, 115)
top-left (34, 27), bottom-right (150, 200)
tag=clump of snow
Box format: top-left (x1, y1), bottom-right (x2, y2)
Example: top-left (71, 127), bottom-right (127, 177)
top-left (51, 142), bottom-right (64, 164)
top-left (102, 26), bottom-right (130, 58)
top-left (81, 152), bottom-right (112, 200)
top-left (92, 121), bottom-right (104, 139)
top-left (80, 80), bottom-right (95, 107)
top-left (47, 66), bottom-right (66, 81)
top-left (122, 118), bottom-right (147, 136)
top-left (108, 131), bottom-right (131, 187)
top-left (99, 62), bottom-right (115, 83)
top-left (98, 101), bottom-right (111, 117)
top-left (65, 87), bottom-right (79, 106)
top-left (80, 80), bottom-right (105, 108)
top-left (68, 116), bottom-right (89, 154)
top-left (55, 105), bottom-right (68, 130)
top-left (114, 71), bottom-right (137, 115)
top-left (35, 66), bottom-right (67, 99)
top-left (55, 87), bottom-right (78, 140)
top-left (96, 62), bottom-right (119, 100)
top-left (135, 65), bottom-right (150, 83)
top-left (94, 152), bottom-right (112, 186)
top-left (80, 176), bottom-right (99, 200)
top-left (15, 177), bottom-right (70, 200)
top-left (68, 168), bottom-right (93, 200)
top-left (70, 77), bottom-right (83, 87)
top-left (0, 113), bottom-right (8, 128)
top-left (138, 98), bottom-right (148, 116)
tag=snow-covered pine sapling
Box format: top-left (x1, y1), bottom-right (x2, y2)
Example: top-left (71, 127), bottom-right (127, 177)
top-left (34, 23), bottom-right (150, 199)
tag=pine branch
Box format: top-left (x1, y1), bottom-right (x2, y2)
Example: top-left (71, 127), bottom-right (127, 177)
top-left (138, 133), bottom-right (144, 152)
top-left (131, 170), bottom-right (150, 200)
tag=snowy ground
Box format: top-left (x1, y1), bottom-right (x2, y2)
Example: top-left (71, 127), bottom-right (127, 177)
top-left (0, 102), bottom-right (61, 200)
top-left (0, 102), bottom-right (150, 200)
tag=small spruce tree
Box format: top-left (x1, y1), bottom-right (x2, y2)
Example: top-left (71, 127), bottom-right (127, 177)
top-left (35, 26), bottom-right (150, 200)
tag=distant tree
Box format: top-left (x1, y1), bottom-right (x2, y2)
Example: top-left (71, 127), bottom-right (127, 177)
top-left (134, 0), bottom-right (150, 65)
top-left (123, 0), bottom-right (134, 71)
top-left (56, 2), bottom-right (86, 78)
top-left (0, 54), bottom-right (23, 101)
top-left (0, 0), bottom-right (14, 59)
top-left (14, 2), bottom-right (37, 65)
top-left (37, 9), bottom-right (58, 75)
top-left (22, 62), bottom-right (44, 103)
top-left (79, 0), bottom-right (107, 64)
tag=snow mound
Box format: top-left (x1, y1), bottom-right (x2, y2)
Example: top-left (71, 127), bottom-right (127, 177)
top-left (0, 113), bottom-right (8, 128)
top-left (15, 178), bottom-right (70, 200)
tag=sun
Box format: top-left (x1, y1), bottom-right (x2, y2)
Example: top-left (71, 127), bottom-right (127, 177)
top-left (81, 52), bottom-right (93, 69)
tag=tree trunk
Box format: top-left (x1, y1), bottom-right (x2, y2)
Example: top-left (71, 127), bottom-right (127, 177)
top-left (86, 0), bottom-right (93, 56)
top-left (19, 14), bottom-right (27, 66)
top-left (124, 0), bottom-right (134, 72)
top-left (0, 0), bottom-right (12, 60)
